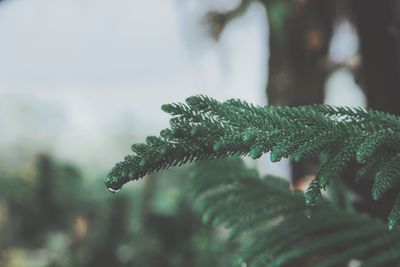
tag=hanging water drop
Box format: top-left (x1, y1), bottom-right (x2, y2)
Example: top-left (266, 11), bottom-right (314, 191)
top-left (348, 259), bottom-right (361, 267)
top-left (304, 209), bottom-right (312, 219)
top-left (108, 187), bottom-right (121, 193)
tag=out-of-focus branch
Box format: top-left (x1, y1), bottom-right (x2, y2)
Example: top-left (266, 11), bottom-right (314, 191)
top-left (205, 0), bottom-right (253, 40)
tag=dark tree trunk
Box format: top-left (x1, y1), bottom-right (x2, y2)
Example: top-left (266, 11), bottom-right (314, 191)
top-left (352, 0), bottom-right (400, 115)
top-left (261, 0), bottom-right (338, 182)
top-left (343, 0), bottom-right (400, 220)
top-left (262, 0), bottom-right (335, 107)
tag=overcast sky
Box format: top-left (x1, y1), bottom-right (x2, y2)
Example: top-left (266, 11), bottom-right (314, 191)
top-left (0, 0), bottom-right (270, 173)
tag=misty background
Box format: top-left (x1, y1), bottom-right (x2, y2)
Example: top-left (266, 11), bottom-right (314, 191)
top-left (0, 0), bottom-right (363, 178)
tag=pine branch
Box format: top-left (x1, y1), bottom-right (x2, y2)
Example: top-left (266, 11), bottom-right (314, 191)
top-left (106, 95), bottom-right (400, 228)
top-left (191, 158), bottom-right (400, 267)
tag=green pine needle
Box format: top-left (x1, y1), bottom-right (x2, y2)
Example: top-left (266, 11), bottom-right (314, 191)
top-left (106, 95), bottom-right (400, 229)
top-left (190, 158), bottom-right (400, 267)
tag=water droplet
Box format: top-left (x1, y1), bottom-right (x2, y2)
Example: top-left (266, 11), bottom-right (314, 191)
top-left (348, 259), bottom-right (361, 267)
top-left (108, 187), bottom-right (120, 193)
top-left (304, 209), bottom-right (312, 219)
top-left (388, 219), bottom-right (397, 230)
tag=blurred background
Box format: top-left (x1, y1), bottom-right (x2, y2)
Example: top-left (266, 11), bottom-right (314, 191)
top-left (0, 0), bottom-right (399, 266)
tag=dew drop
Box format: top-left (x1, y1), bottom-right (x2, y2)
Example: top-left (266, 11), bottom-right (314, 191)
top-left (388, 219), bottom-right (397, 231)
top-left (304, 209), bottom-right (312, 219)
top-left (348, 259), bottom-right (361, 267)
top-left (108, 187), bottom-right (121, 193)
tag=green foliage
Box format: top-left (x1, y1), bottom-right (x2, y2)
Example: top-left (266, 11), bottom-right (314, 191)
top-left (190, 158), bottom-right (400, 267)
top-left (106, 95), bottom-right (400, 229)
top-left (1, 154), bottom-right (229, 267)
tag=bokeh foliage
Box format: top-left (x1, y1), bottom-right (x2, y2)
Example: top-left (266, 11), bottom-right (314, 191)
top-left (0, 154), bottom-right (233, 267)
